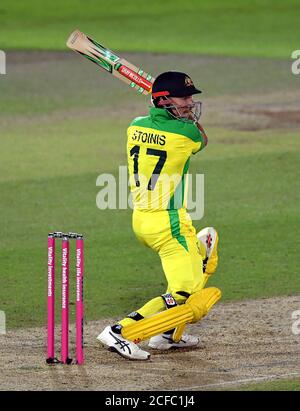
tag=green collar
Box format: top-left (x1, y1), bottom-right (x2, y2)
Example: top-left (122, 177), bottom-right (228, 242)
top-left (149, 107), bottom-right (173, 120)
top-left (149, 107), bottom-right (194, 126)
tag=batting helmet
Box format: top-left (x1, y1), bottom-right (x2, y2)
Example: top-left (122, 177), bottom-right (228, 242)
top-left (151, 71), bottom-right (202, 99)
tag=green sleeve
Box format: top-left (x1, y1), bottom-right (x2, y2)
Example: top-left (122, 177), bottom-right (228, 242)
top-left (183, 122), bottom-right (206, 154)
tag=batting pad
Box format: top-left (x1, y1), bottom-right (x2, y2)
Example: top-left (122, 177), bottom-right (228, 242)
top-left (172, 285), bottom-right (220, 342)
top-left (187, 287), bottom-right (221, 323)
top-left (121, 287), bottom-right (221, 342)
top-left (172, 323), bottom-right (186, 343)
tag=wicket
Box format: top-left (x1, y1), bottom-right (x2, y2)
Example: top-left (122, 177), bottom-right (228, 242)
top-left (46, 232), bottom-right (84, 365)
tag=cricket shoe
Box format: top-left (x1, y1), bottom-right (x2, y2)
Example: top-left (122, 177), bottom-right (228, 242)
top-left (97, 326), bottom-right (150, 361)
top-left (148, 333), bottom-right (201, 350)
top-left (197, 226), bottom-right (218, 275)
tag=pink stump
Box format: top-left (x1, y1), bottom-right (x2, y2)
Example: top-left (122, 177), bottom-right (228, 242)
top-left (61, 235), bottom-right (71, 364)
top-left (47, 234), bottom-right (55, 363)
top-left (76, 236), bottom-right (84, 364)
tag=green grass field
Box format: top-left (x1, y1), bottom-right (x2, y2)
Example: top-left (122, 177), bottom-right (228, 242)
top-left (1, 0), bottom-right (300, 57)
top-left (1, 51), bottom-right (299, 328)
top-left (230, 378), bottom-right (300, 391)
top-left (0, 1), bottom-right (299, 391)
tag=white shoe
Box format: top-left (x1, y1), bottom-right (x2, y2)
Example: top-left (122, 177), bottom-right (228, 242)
top-left (97, 326), bottom-right (150, 361)
top-left (148, 333), bottom-right (201, 350)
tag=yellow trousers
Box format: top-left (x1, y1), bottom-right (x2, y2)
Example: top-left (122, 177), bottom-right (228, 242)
top-left (119, 208), bottom-right (205, 327)
top-left (133, 208), bottom-right (205, 295)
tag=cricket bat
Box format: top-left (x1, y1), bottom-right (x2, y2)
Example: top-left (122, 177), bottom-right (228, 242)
top-left (66, 30), bottom-right (154, 95)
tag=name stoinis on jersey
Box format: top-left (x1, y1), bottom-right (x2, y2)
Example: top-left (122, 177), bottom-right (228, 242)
top-left (132, 129), bottom-right (166, 146)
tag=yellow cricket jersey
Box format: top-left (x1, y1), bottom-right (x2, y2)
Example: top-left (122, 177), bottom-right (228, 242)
top-left (127, 107), bottom-right (206, 211)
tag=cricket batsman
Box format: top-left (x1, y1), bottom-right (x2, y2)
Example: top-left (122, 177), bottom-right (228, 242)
top-left (97, 71), bottom-right (221, 360)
